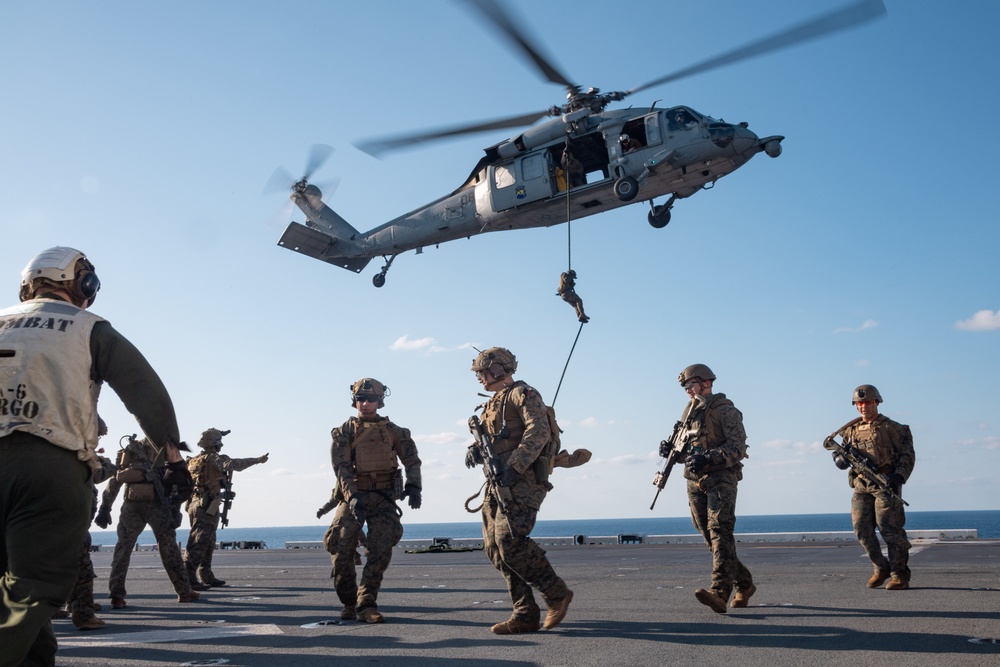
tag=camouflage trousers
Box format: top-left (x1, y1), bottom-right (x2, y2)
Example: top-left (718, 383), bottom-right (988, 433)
top-left (67, 532), bottom-right (97, 617)
top-left (687, 475), bottom-right (753, 601)
top-left (108, 500), bottom-right (192, 599)
top-left (481, 484), bottom-right (569, 624)
top-left (851, 488), bottom-right (911, 579)
top-left (185, 503), bottom-right (221, 583)
top-left (324, 491), bottom-right (403, 611)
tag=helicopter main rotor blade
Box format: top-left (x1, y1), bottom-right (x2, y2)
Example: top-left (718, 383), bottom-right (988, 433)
top-left (303, 143), bottom-right (334, 182)
top-left (626, 0), bottom-right (886, 97)
top-left (355, 110), bottom-right (550, 158)
top-left (464, 0), bottom-right (576, 91)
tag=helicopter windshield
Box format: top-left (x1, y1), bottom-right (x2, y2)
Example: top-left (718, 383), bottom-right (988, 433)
top-left (666, 107), bottom-right (701, 132)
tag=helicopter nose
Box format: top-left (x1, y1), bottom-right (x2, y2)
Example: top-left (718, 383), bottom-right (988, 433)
top-left (732, 124), bottom-right (758, 154)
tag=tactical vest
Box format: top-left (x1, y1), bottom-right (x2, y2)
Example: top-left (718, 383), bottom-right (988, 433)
top-left (117, 440), bottom-right (157, 502)
top-left (350, 418), bottom-right (399, 490)
top-left (189, 451), bottom-right (223, 495)
top-left (483, 383), bottom-right (527, 460)
top-left (846, 418), bottom-right (893, 471)
top-left (0, 298), bottom-right (104, 462)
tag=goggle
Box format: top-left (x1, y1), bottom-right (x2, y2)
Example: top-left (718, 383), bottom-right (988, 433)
top-left (355, 395), bottom-right (378, 404)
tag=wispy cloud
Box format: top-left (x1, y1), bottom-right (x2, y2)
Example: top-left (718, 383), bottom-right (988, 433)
top-left (389, 335), bottom-right (475, 355)
top-left (834, 319), bottom-right (878, 334)
top-left (954, 309), bottom-right (1000, 332)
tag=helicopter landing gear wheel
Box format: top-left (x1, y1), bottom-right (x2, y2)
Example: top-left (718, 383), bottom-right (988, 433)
top-left (613, 176), bottom-right (638, 201)
top-left (372, 254), bottom-right (396, 288)
top-left (648, 204), bottom-right (671, 228)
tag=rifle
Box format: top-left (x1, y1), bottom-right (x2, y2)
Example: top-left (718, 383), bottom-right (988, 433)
top-left (468, 415), bottom-right (515, 523)
top-left (650, 398), bottom-right (704, 510)
top-left (824, 429), bottom-right (909, 507)
top-left (219, 468), bottom-right (235, 529)
top-left (123, 433), bottom-right (183, 527)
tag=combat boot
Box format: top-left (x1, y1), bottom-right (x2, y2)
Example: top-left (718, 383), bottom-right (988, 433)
top-left (357, 607), bottom-right (385, 624)
top-left (543, 590), bottom-right (573, 630)
top-left (177, 591), bottom-right (201, 603)
top-left (203, 576), bottom-right (226, 587)
top-left (885, 575), bottom-right (909, 590)
top-left (187, 565), bottom-right (210, 591)
top-left (867, 569), bottom-right (890, 588)
top-left (730, 584), bottom-right (757, 608)
top-left (110, 597), bottom-right (127, 609)
top-left (340, 605), bottom-right (357, 621)
top-left (695, 588), bottom-right (728, 614)
top-left (490, 617), bottom-right (541, 634)
top-left (72, 611), bottom-right (106, 631)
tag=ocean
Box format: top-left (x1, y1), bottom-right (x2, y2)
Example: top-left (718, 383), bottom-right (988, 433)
top-left (89, 509), bottom-right (1000, 549)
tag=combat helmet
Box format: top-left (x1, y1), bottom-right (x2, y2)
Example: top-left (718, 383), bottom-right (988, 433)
top-left (471, 347), bottom-right (518, 381)
top-left (198, 428), bottom-right (231, 450)
top-left (677, 363), bottom-right (716, 385)
top-left (852, 384), bottom-right (883, 405)
top-left (351, 378), bottom-right (389, 408)
top-left (19, 246), bottom-right (101, 307)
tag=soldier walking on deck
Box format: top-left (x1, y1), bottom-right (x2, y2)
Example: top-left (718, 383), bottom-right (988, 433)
top-left (184, 429), bottom-right (268, 589)
top-left (824, 385), bottom-right (915, 590)
top-left (672, 364), bottom-right (754, 613)
top-left (106, 435), bottom-right (199, 608)
top-left (466, 348), bottom-right (573, 634)
top-left (327, 379), bottom-right (422, 623)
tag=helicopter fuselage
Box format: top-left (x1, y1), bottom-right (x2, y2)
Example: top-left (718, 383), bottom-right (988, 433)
top-left (278, 105), bottom-right (782, 282)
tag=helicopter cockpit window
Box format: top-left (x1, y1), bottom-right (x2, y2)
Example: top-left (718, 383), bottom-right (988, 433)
top-left (494, 163), bottom-right (515, 189)
top-left (667, 108), bottom-right (698, 133)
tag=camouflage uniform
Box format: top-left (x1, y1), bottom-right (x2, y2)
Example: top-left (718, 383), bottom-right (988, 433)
top-left (683, 393), bottom-right (754, 603)
top-left (107, 438), bottom-right (194, 602)
top-left (66, 455), bottom-right (116, 628)
top-left (328, 415), bottom-right (421, 616)
top-left (185, 434), bottom-right (267, 587)
top-left (477, 381), bottom-right (570, 628)
top-left (830, 415), bottom-right (915, 582)
top-left (556, 271), bottom-right (589, 323)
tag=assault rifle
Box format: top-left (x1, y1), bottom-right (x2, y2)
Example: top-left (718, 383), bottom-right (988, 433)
top-left (650, 421), bottom-right (687, 510)
top-left (219, 468), bottom-right (235, 529)
top-left (824, 431), bottom-right (909, 507)
top-left (468, 415), bottom-right (515, 520)
top-left (650, 398), bottom-right (703, 510)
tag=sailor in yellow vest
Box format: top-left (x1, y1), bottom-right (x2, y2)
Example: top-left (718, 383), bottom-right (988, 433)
top-left (326, 378), bottom-right (422, 624)
top-left (0, 246), bottom-right (187, 666)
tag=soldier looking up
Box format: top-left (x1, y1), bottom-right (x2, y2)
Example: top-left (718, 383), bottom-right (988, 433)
top-left (327, 378), bottom-right (422, 624)
top-left (824, 385), bottom-right (915, 590)
top-left (184, 429), bottom-right (269, 589)
top-left (0, 246), bottom-right (187, 665)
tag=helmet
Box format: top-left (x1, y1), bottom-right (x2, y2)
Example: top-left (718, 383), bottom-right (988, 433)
top-left (620, 133), bottom-right (630, 142)
top-left (677, 363), bottom-right (716, 385)
top-left (351, 378), bottom-right (388, 408)
top-left (852, 385), bottom-right (883, 405)
top-left (198, 428), bottom-right (231, 450)
top-left (19, 246), bottom-right (101, 307)
top-left (471, 347), bottom-right (517, 381)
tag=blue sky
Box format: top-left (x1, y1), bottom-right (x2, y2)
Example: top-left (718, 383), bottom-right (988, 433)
top-left (2, 1), bottom-right (998, 528)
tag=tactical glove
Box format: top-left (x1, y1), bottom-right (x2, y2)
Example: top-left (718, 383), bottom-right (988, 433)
top-left (832, 452), bottom-right (850, 470)
top-left (465, 445), bottom-right (483, 469)
top-left (403, 484), bottom-right (422, 510)
top-left (348, 496), bottom-right (366, 527)
top-left (685, 453), bottom-right (710, 475)
top-left (499, 465), bottom-right (520, 487)
top-left (316, 507), bottom-right (326, 519)
top-left (658, 439), bottom-right (672, 458)
top-left (886, 473), bottom-right (905, 495)
top-left (94, 505), bottom-right (113, 529)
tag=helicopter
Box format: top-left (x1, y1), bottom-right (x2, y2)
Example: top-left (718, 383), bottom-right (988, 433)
top-left (274, 0), bottom-right (886, 288)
